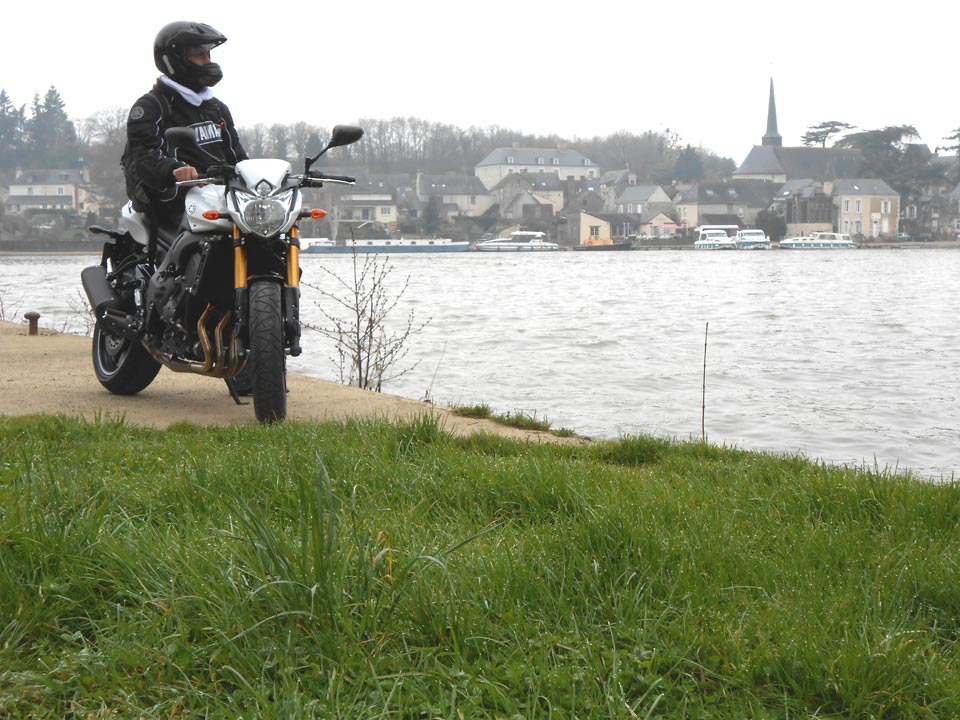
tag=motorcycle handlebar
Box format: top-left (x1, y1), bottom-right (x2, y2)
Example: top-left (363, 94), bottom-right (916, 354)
top-left (175, 177), bottom-right (219, 187)
top-left (305, 172), bottom-right (356, 184)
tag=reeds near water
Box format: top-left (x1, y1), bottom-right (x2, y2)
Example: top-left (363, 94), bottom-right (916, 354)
top-left (2, 414), bottom-right (958, 717)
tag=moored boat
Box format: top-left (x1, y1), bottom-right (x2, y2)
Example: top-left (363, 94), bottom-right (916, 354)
top-left (302, 237), bottom-right (469, 253)
top-left (476, 231), bottom-right (559, 252)
top-left (735, 229), bottom-right (771, 250)
top-left (693, 228), bottom-right (737, 250)
top-left (573, 237), bottom-right (633, 251)
top-left (779, 232), bottom-right (858, 250)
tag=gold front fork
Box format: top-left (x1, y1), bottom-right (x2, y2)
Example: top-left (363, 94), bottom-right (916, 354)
top-left (233, 224), bottom-right (247, 289)
top-left (287, 225), bottom-right (301, 287)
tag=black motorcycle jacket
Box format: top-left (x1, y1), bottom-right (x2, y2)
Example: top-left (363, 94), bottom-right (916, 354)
top-left (125, 80), bottom-right (247, 217)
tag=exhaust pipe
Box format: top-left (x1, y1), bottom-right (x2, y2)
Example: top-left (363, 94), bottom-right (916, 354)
top-left (82, 265), bottom-right (122, 316)
top-left (82, 265), bottom-right (136, 336)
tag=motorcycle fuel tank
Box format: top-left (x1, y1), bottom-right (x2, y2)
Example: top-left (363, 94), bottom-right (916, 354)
top-left (120, 201), bottom-right (150, 246)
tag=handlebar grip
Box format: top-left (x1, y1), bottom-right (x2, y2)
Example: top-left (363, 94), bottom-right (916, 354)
top-left (308, 171), bottom-right (356, 183)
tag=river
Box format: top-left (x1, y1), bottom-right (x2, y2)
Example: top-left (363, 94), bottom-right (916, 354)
top-left (1, 248), bottom-right (957, 480)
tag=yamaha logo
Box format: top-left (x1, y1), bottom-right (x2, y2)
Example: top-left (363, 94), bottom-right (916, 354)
top-left (188, 204), bottom-right (197, 215)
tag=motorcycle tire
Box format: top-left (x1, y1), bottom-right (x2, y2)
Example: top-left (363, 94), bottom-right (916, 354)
top-left (92, 321), bottom-right (161, 395)
top-left (248, 280), bottom-right (287, 422)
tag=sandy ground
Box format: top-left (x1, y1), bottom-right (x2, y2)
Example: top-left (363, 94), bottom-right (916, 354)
top-left (0, 320), bottom-right (581, 444)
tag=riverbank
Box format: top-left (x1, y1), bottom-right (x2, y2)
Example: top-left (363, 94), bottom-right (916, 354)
top-left (4, 238), bottom-right (960, 254)
top-left (2, 411), bottom-right (959, 716)
top-left (0, 320), bottom-right (577, 443)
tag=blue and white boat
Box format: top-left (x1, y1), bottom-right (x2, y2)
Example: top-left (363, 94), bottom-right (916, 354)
top-left (475, 231), bottom-right (559, 252)
top-left (693, 227), bottom-right (737, 250)
top-left (779, 232), bottom-right (858, 250)
top-left (302, 237), bottom-right (469, 253)
top-left (735, 229), bottom-right (771, 250)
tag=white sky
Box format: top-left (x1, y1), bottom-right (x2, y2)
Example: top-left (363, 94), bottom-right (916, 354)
top-left (3, 1), bottom-right (956, 163)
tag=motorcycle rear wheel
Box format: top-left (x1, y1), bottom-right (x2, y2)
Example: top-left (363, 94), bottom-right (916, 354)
top-left (248, 280), bottom-right (287, 422)
top-left (92, 321), bottom-right (161, 395)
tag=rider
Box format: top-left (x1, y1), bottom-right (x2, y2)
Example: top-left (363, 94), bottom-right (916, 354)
top-left (125, 21), bottom-right (248, 236)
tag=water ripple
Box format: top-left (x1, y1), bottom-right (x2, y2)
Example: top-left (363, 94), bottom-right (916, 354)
top-left (3, 249), bottom-right (960, 479)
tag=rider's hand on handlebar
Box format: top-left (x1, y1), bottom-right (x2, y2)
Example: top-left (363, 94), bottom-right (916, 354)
top-left (173, 165), bottom-right (200, 182)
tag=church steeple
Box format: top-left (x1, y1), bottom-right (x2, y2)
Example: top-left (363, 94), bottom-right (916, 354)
top-left (762, 78), bottom-right (782, 147)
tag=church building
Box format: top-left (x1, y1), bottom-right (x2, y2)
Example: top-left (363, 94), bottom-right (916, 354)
top-left (734, 80), bottom-right (862, 183)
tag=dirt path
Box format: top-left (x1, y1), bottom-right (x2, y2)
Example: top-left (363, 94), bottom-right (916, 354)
top-left (0, 320), bottom-right (580, 443)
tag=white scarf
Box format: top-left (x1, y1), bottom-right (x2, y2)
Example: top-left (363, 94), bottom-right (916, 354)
top-left (159, 75), bottom-right (214, 106)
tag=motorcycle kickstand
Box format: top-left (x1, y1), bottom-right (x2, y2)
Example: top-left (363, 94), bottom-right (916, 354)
top-left (223, 377), bottom-right (250, 405)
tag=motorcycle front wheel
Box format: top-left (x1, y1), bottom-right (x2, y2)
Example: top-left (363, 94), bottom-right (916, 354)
top-left (248, 280), bottom-right (287, 422)
top-left (92, 321), bottom-right (161, 395)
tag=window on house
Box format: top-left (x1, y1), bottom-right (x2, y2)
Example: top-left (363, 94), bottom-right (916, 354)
top-left (843, 220), bottom-right (849, 232)
top-left (537, 157), bottom-right (544, 165)
top-left (627, 204), bottom-right (634, 213)
top-left (552, 158), bottom-right (560, 165)
top-left (855, 200), bottom-right (861, 213)
top-left (379, 207), bottom-right (392, 216)
top-left (854, 220), bottom-right (862, 234)
top-left (58, 187), bottom-right (64, 195)
top-left (583, 159), bottom-right (590, 166)
top-left (906, 205), bottom-right (917, 219)
top-left (470, 195), bottom-right (476, 204)
top-left (589, 225), bottom-right (601, 236)
top-left (843, 199), bottom-right (849, 212)
top-left (506, 156), bottom-right (514, 164)
top-left (27, 188), bottom-right (33, 196)
top-left (881, 200), bottom-right (890, 214)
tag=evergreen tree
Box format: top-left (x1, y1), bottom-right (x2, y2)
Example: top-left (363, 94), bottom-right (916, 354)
top-left (673, 145), bottom-right (704, 182)
top-left (25, 86), bottom-right (80, 168)
top-left (0, 89), bottom-right (25, 169)
top-left (801, 120), bottom-right (854, 148)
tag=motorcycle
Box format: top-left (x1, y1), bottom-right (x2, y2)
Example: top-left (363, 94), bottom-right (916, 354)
top-left (82, 124), bottom-right (364, 422)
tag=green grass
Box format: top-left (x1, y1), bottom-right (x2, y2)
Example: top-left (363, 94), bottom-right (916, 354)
top-left (2, 414), bottom-right (960, 717)
top-left (452, 403), bottom-right (575, 436)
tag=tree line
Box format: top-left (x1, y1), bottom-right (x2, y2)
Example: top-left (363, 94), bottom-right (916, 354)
top-left (2, 86), bottom-right (957, 216)
top-left (1, 86), bottom-right (735, 210)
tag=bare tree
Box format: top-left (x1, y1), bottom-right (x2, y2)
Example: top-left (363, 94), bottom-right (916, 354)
top-left (303, 252), bottom-right (429, 391)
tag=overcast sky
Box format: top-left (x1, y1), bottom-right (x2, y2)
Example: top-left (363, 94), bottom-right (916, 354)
top-left (3, 0), bottom-right (956, 163)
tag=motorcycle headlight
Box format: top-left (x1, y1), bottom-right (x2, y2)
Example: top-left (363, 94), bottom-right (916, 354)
top-left (233, 189), bottom-right (296, 237)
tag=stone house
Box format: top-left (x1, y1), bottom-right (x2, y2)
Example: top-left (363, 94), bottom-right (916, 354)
top-left (565, 211), bottom-right (611, 246)
top-left (335, 175), bottom-right (399, 234)
top-left (775, 180), bottom-right (836, 236)
top-left (416, 172), bottom-right (494, 218)
top-left (598, 169), bottom-right (637, 211)
top-left (614, 185), bottom-right (672, 215)
top-left (489, 172), bottom-right (564, 222)
top-left (832, 179), bottom-right (900, 239)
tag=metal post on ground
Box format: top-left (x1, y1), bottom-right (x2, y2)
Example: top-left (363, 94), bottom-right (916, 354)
top-left (24, 311), bottom-right (40, 336)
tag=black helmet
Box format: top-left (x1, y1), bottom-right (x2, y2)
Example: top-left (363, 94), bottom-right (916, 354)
top-left (154, 21), bottom-right (227, 91)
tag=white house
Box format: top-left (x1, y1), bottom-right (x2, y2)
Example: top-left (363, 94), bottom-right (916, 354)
top-left (4, 168), bottom-right (100, 216)
top-left (475, 146), bottom-right (598, 190)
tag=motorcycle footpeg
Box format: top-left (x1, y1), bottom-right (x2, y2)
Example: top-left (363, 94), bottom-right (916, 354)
top-left (100, 308), bottom-right (139, 339)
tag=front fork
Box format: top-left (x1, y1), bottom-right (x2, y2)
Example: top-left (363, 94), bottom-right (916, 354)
top-left (233, 224), bottom-right (302, 358)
